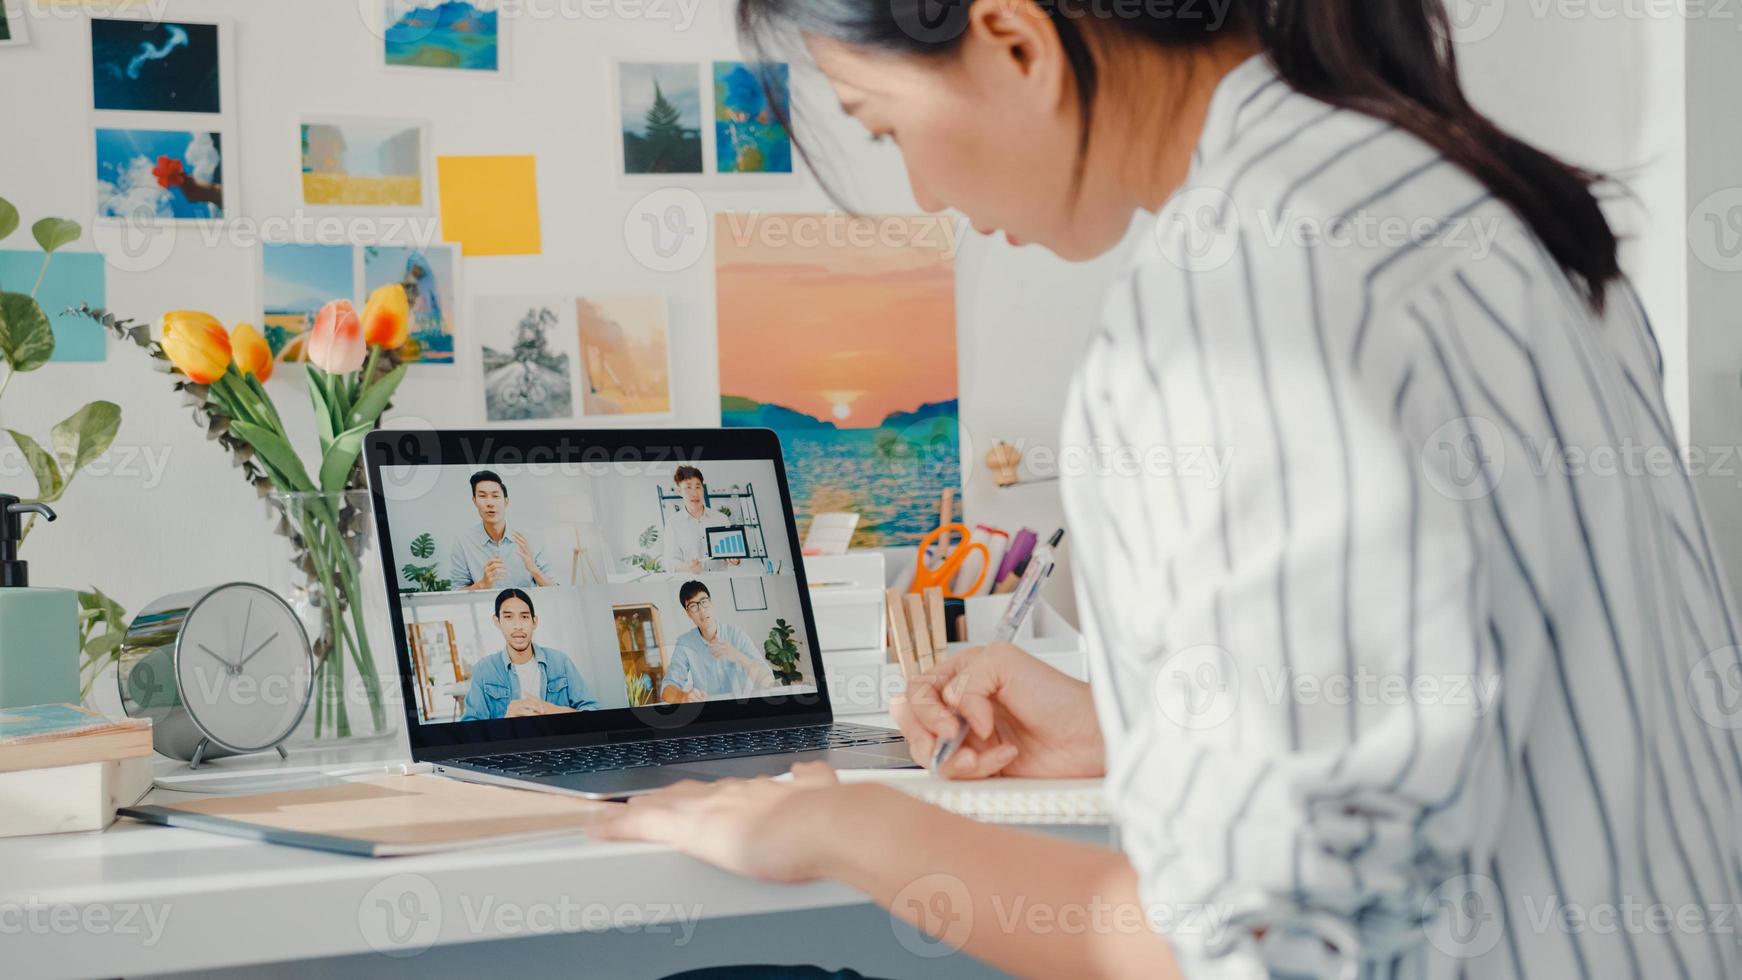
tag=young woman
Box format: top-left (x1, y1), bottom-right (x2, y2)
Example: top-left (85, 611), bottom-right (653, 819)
top-left (595, 3), bottom-right (1742, 977)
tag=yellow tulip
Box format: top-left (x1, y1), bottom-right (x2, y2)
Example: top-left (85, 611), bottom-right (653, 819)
top-left (230, 322), bottom-right (273, 382)
top-left (161, 311), bottom-right (232, 385)
top-left (362, 283), bottom-right (410, 350)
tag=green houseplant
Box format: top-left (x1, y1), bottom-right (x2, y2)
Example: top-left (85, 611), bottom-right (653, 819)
top-left (763, 618), bottom-right (804, 684)
top-left (0, 196), bottom-right (127, 695)
top-left (401, 531), bottom-right (453, 593)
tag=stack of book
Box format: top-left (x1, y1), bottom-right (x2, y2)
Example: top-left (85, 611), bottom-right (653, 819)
top-left (0, 703), bottom-right (153, 837)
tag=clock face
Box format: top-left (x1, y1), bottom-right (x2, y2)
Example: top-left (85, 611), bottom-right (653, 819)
top-left (175, 584), bottom-right (314, 752)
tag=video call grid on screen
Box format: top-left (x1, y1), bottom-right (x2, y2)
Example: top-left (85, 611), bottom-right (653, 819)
top-left (375, 454), bottom-right (819, 729)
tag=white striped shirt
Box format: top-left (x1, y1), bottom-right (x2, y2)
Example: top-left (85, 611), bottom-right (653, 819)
top-left (1061, 54), bottom-right (1742, 980)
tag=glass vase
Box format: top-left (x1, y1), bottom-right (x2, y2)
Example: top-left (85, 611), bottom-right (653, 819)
top-left (266, 489), bottom-right (400, 743)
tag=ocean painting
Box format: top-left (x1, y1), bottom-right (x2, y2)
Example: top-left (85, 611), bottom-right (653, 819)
top-left (302, 119), bottom-right (426, 208)
top-left (261, 242), bottom-right (355, 363)
top-left (90, 18), bottom-right (220, 113)
top-left (363, 244), bottom-right (456, 364)
top-left (620, 63), bottom-right (702, 175)
top-left (716, 214), bottom-right (959, 547)
top-left (477, 295), bottom-right (577, 421)
top-left (95, 128), bottom-right (224, 221)
top-left (713, 62), bottom-right (792, 175)
top-left (384, 0), bottom-right (500, 73)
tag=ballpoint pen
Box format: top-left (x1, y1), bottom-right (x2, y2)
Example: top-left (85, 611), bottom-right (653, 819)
top-left (929, 529), bottom-right (1065, 771)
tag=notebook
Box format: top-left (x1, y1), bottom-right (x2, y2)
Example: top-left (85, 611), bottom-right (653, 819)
top-left (810, 769), bottom-right (1108, 826)
top-left (0, 703), bottom-right (153, 772)
top-left (120, 774), bottom-right (612, 857)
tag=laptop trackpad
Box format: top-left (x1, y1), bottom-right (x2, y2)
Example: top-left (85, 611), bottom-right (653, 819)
top-left (676, 746), bottom-right (918, 780)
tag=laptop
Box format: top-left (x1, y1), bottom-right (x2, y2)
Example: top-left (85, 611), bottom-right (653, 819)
top-left (364, 428), bottom-right (914, 799)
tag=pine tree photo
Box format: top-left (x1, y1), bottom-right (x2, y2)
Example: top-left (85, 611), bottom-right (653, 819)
top-left (622, 64), bottom-right (702, 174)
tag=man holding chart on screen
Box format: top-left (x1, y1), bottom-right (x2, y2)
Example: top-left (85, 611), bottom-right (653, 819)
top-left (661, 465), bottom-right (742, 573)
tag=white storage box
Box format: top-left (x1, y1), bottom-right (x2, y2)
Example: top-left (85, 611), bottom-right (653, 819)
top-left (802, 553), bottom-right (887, 653)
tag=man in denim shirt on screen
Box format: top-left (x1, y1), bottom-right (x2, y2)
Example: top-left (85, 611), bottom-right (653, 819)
top-left (461, 589), bottom-right (597, 720)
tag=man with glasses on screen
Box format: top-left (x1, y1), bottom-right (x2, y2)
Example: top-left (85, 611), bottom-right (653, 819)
top-left (660, 581), bottom-right (774, 703)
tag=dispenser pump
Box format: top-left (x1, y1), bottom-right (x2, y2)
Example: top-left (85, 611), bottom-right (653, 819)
top-left (0, 495), bottom-right (55, 587)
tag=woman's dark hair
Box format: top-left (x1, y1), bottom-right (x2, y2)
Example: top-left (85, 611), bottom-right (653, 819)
top-left (736, 0), bottom-right (1620, 309)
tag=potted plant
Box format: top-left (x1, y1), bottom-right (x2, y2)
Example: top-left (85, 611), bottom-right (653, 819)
top-left (763, 618), bottom-right (804, 684)
top-left (0, 196), bottom-right (126, 698)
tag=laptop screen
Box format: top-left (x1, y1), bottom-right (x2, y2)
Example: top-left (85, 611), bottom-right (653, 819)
top-left (365, 429), bottom-right (830, 760)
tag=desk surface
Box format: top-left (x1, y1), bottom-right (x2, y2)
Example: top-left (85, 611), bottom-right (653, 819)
top-left (9, 716), bottom-right (1065, 980)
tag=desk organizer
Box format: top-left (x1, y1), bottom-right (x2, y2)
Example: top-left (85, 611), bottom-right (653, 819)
top-left (809, 547), bottom-right (1086, 717)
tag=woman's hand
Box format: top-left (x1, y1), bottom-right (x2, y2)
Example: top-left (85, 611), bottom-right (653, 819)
top-left (894, 643), bottom-right (1105, 780)
top-left (589, 762), bottom-right (864, 883)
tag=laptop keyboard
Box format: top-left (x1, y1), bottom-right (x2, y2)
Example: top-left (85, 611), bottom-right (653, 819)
top-left (453, 723), bottom-right (906, 778)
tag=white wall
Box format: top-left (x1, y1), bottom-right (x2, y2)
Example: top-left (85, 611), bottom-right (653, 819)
top-left (1, 2), bottom-right (1728, 638)
top-left (0, 0), bottom-right (1107, 627)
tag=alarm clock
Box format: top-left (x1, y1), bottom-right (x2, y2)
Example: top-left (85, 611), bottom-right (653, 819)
top-left (117, 583), bottom-right (314, 768)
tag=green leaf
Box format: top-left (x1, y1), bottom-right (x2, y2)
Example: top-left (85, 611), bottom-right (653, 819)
top-left (306, 368), bottom-right (336, 455)
top-left (0, 291), bottom-right (56, 372)
top-left (0, 198), bottom-right (16, 244)
top-left (228, 419), bottom-right (316, 492)
top-left (8, 430), bottom-right (64, 502)
top-left (31, 218), bottom-right (80, 255)
top-left (319, 421), bottom-right (372, 492)
top-left (410, 531), bottom-right (435, 560)
top-left (349, 363), bottom-right (406, 429)
top-left (50, 400), bottom-right (121, 475)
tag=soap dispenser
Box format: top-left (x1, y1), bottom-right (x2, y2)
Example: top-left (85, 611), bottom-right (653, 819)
top-left (0, 495), bottom-right (78, 709)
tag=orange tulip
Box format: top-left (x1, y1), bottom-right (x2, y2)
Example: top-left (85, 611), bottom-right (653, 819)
top-left (160, 311), bottom-right (232, 385)
top-left (361, 283), bottom-right (410, 350)
top-left (307, 300), bottom-right (366, 374)
top-left (230, 322), bottom-right (273, 382)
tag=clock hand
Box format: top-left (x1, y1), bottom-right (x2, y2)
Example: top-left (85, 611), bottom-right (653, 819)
top-left (237, 599), bottom-right (254, 662)
top-left (236, 631), bottom-right (280, 670)
top-left (197, 643), bottom-right (238, 670)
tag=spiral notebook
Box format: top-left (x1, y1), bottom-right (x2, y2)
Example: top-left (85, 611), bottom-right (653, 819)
top-left (819, 769), bottom-right (1108, 825)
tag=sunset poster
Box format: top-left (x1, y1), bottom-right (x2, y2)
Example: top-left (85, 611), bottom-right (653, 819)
top-left (716, 213), bottom-right (959, 547)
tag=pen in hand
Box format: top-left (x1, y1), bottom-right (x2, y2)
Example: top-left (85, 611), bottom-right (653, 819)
top-left (929, 529), bottom-right (1064, 772)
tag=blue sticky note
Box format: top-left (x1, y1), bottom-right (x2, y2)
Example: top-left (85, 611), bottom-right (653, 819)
top-left (0, 250), bottom-right (108, 362)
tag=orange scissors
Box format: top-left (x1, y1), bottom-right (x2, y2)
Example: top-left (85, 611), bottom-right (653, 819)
top-left (912, 522), bottom-right (989, 598)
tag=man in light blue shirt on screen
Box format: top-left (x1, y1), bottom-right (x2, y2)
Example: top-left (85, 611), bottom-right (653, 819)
top-left (660, 581), bottom-right (775, 703)
top-left (449, 470), bottom-right (555, 591)
top-left (461, 589), bottom-right (597, 720)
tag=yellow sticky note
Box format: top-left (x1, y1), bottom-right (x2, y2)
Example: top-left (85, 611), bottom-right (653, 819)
top-left (436, 155), bottom-right (543, 257)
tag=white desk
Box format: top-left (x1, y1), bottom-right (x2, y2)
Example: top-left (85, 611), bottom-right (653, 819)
top-left (5, 725), bottom-right (1107, 979)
